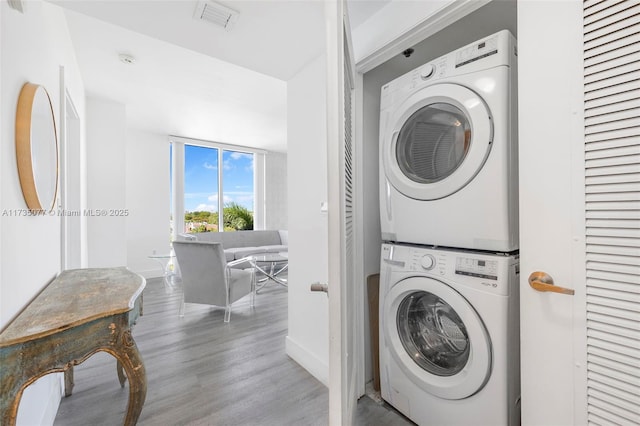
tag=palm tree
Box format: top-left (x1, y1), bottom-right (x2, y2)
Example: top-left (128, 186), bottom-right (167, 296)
top-left (223, 202), bottom-right (254, 231)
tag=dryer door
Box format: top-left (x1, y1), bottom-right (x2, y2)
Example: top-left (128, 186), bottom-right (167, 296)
top-left (382, 83), bottom-right (493, 200)
top-left (383, 276), bottom-right (492, 400)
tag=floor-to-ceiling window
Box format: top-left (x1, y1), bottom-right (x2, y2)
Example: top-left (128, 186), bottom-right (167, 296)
top-left (170, 137), bottom-right (262, 237)
top-left (184, 144), bottom-right (220, 232)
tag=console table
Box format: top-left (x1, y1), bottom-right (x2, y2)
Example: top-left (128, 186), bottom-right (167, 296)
top-left (0, 267), bottom-right (146, 426)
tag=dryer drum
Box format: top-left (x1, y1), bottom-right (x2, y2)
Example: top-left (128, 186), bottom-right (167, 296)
top-left (395, 103), bottom-right (471, 184)
top-left (397, 291), bottom-right (470, 376)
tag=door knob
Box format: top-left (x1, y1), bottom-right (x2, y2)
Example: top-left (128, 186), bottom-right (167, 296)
top-left (310, 282), bottom-right (328, 294)
top-left (528, 271), bottom-right (575, 296)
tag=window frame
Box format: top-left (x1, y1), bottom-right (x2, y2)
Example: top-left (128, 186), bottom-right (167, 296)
top-left (169, 135), bottom-right (265, 238)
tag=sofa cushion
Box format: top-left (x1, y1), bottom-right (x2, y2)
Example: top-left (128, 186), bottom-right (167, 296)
top-left (222, 249), bottom-right (237, 262)
top-left (180, 230), bottom-right (287, 264)
top-left (230, 247), bottom-right (271, 260)
top-left (259, 245), bottom-right (288, 254)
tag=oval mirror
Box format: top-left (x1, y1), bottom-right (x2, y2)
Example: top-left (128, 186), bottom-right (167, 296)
top-left (16, 83), bottom-right (59, 212)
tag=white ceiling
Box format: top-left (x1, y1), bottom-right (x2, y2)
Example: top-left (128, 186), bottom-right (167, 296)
top-left (50, 0), bottom-right (387, 153)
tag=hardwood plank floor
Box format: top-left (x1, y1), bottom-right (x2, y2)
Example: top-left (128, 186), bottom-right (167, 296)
top-left (54, 277), bottom-right (412, 426)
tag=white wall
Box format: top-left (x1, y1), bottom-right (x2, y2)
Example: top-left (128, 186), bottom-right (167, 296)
top-left (126, 128), bottom-right (170, 277)
top-left (286, 54), bottom-right (329, 384)
top-left (0, 1), bottom-right (85, 424)
top-left (85, 98), bottom-right (127, 267)
top-left (265, 152), bottom-right (288, 230)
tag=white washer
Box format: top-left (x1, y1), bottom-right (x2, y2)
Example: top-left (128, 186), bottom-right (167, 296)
top-left (379, 243), bottom-right (520, 426)
top-left (379, 30), bottom-right (518, 252)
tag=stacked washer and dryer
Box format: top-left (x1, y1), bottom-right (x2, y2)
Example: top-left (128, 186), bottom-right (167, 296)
top-left (378, 30), bottom-right (520, 426)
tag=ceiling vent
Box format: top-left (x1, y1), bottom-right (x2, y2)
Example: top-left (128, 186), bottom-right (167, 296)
top-left (194, 1), bottom-right (239, 31)
top-left (8, 0), bottom-right (24, 13)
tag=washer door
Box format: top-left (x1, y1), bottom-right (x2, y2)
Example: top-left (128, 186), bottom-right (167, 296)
top-left (383, 276), bottom-right (492, 400)
top-left (382, 83), bottom-right (493, 200)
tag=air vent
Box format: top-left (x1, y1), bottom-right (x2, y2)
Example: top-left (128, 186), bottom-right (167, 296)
top-left (8, 0), bottom-right (24, 13)
top-left (194, 1), bottom-right (239, 31)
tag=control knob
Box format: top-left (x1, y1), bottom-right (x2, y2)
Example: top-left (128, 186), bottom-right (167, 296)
top-left (420, 64), bottom-right (435, 80)
top-left (420, 254), bottom-right (436, 270)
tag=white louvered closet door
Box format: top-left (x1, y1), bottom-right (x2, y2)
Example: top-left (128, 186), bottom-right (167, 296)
top-left (584, 1), bottom-right (640, 425)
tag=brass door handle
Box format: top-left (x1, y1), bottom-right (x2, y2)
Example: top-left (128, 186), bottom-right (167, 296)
top-left (528, 271), bottom-right (575, 295)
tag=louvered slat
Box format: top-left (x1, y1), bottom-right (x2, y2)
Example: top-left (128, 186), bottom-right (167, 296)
top-left (589, 378), bottom-right (640, 406)
top-left (586, 192), bottom-right (640, 203)
top-left (589, 370), bottom-right (640, 396)
top-left (585, 3), bottom-right (640, 33)
top-left (585, 88), bottom-right (640, 110)
top-left (343, 32), bottom-right (355, 294)
top-left (588, 311), bottom-right (640, 334)
top-left (587, 265), bottom-right (640, 281)
top-left (587, 252), bottom-right (640, 267)
top-left (585, 23), bottom-right (640, 53)
top-left (586, 35), bottom-right (640, 62)
top-left (585, 79), bottom-right (640, 102)
top-left (586, 144), bottom-right (640, 159)
top-left (584, 43), bottom-right (640, 70)
top-left (584, 0), bottom-right (629, 18)
top-left (586, 244), bottom-right (640, 256)
top-left (585, 108), bottom-right (640, 129)
top-left (586, 235), bottom-right (640, 248)
top-left (588, 320), bottom-right (640, 341)
top-left (584, 9), bottom-right (640, 43)
top-left (584, 3), bottom-right (640, 412)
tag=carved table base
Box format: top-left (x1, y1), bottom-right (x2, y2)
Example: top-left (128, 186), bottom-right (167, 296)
top-left (0, 268), bottom-right (146, 426)
top-left (0, 314), bottom-right (146, 425)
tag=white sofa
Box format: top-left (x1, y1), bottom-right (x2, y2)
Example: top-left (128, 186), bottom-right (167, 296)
top-left (178, 230), bottom-right (288, 262)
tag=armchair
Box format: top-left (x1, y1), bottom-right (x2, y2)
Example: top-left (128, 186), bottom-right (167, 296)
top-left (173, 241), bottom-right (255, 322)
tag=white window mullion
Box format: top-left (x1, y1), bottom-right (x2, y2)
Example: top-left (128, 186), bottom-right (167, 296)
top-left (218, 148), bottom-right (224, 231)
top-left (253, 152), bottom-right (266, 230)
top-left (171, 141), bottom-right (185, 239)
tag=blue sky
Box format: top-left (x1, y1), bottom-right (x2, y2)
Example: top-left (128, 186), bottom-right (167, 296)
top-left (181, 145), bottom-right (254, 212)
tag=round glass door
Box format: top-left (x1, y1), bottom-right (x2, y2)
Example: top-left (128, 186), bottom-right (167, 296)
top-left (397, 291), bottom-right (470, 376)
top-left (383, 276), bottom-right (492, 400)
top-left (396, 103), bottom-right (471, 185)
top-left (382, 83), bottom-right (493, 200)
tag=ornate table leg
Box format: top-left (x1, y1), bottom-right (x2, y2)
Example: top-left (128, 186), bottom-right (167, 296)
top-left (117, 361), bottom-right (127, 387)
top-left (112, 330), bottom-right (147, 426)
top-left (0, 377), bottom-right (22, 426)
top-left (64, 367), bottom-right (74, 397)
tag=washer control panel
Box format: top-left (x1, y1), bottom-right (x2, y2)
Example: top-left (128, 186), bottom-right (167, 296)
top-left (455, 257), bottom-right (498, 280)
top-left (382, 243), bottom-right (517, 296)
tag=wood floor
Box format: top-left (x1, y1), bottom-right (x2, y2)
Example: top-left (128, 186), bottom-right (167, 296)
top-left (54, 277), bottom-right (412, 426)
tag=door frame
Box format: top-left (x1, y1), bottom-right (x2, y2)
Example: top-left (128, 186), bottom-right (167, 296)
top-left (352, 0), bottom-right (587, 422)
top-left (59, 66), bottom-right (83, 271)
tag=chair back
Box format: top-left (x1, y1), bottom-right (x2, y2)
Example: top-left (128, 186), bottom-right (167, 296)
top-left (173, 241), bottom-right (228, 306)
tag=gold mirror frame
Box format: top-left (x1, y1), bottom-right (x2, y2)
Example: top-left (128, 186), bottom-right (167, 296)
top-left (15, 83), bottom-right (59, 212)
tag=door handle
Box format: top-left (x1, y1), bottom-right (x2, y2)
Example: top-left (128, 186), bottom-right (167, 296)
top-left (528, 271), bottom-right (575, 296)
top-left (310, 282), bottom-right (328, 294)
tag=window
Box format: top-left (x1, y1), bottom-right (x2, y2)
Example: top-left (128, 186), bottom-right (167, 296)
top-left (170, 137), bottom-right (264, 238)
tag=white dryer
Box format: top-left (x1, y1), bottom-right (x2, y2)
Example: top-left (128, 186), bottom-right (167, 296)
top-left (379, 30), bottom-right (518, 252)
top-left (379, 243), bottom-right (520, 426)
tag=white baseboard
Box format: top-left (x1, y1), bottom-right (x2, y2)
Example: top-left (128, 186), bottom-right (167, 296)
top-left (285, 336), bottom-right (329, 387)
